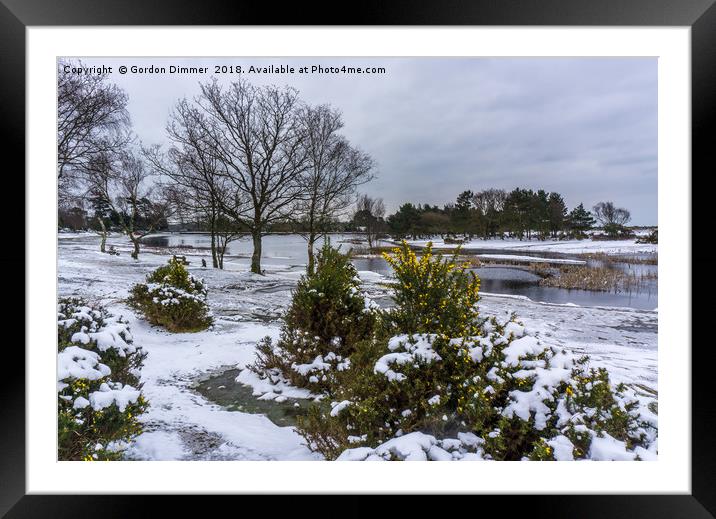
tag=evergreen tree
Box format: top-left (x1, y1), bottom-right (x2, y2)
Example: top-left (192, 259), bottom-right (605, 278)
top-left (249, 242), bottom-right (378, 393)
top-left (566, 203), bottom-right (596, 236)
top-left (547, 192), bottom-right (568, 238)
top-left (532, 189), bottom-right (550, 239)
top-left (387, 203), bottom-right (422, 239)
top-left (451, 190), bottom-right (475, 235)
top-left (419, 209), bottom-right (450, 236)
top-left (504, 188), bottom-right (532, 239)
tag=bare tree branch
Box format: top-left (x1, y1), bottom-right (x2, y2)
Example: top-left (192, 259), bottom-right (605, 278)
top-left (294, 104), bottom-right (375, 273)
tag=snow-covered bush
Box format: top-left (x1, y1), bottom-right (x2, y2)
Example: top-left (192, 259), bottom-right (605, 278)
top-left (57, 298), bottom-right (148, 460)
top-left (249, 242), bottom-right (378, 393)
top-left (128, 256), bottom-right (212, 332)
top-left (296, 243), bottom-right (656, 461)
top-left (58, 298), bottom-right (145, 386)
top-left (336, 431), bottom-right (485, 461)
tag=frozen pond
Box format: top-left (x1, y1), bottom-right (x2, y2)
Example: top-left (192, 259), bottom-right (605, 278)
top-left (142, 232), bottom-right (657, 310)
top-left (476, 266), bottom-right (656, 310)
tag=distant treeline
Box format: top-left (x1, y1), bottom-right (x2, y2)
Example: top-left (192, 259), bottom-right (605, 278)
top-left (345, 189), bottom-right (630, 243)
top-left (382, 189), bottom-right (596, 240)
top-left (61, 187), bottom-right (632, 243)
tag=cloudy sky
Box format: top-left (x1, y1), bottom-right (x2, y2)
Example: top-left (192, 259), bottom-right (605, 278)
top-left (69, 57), bottom-right (657, 225)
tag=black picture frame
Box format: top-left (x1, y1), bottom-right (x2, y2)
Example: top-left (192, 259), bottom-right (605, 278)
top-left (3, 0), bottom-right (711, 516)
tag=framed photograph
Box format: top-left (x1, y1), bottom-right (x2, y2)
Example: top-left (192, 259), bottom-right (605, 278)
top-left (4, 0), bottom-right (712, 515)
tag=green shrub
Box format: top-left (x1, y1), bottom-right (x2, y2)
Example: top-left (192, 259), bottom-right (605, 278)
top-left (593, 224), bottom-right (634, 240)
top-left (249, 242), bottom-right (378, 393)
top-left (57, 298), bottom-right (148, 460)
top-left (295, 241), bottom-right (655, 461)
top-left (128, 256), bottom-right (212, 332)
top-left (383, 242), bottom-right (480, 336)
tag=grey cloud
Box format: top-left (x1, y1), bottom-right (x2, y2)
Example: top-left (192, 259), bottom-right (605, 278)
top-left (70, 57), bottom-right (657, 224)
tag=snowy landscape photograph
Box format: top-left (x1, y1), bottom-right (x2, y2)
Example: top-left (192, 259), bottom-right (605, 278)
top-left (57, 56), bottom-right (658, 462)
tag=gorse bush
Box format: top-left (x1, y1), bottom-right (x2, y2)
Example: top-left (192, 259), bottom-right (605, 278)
top-left (58, 298), bottom-right (145, 386)
top-left (57, 298), bottom-right (148, 461)
top-left (331, 333), bottom-right (653, 461)
top-left (294, 241), bottom-right (656, 461)
top-left (128, 256), bottom-right (212, 332)
top-left (297, 243), bottom-right (484, 456)
top-left (383, 242), bottom-right (480, 336)
top-left (249, 242), bottom-right (378, 393)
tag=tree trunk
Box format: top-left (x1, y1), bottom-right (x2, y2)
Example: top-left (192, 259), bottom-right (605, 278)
top-left (211, 230), bottom-right (218, 268)
top-left (250, 230), bottom-right (262, 274)
top-left (217, 240), bottom-right (225, 270)
top-left (307, 235), bottom-right (316, 276)
top-left (210, 210), bottom-right (218, 268)
top-left (98, 219), bottom-right (107, 253)
top-left (130, 235), bottom-right (140, 260)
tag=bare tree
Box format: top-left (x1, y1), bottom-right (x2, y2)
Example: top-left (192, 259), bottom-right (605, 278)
top-left (195, 79), bottom-right (309, 274)
top-left (592, 201), bottom-right (631, 228)
top-left (353, 194), bottom-right (385, 250)
top-left (472, 189), bottom-right (507, 239)
top-left (296, 104), bottom-right (375, 274)
top-left (57, 59), bottom-right (132, 204)
top-left (144, 99), bottom-right (247, 269)
top-left (86, 151), bottom-right (170, 259)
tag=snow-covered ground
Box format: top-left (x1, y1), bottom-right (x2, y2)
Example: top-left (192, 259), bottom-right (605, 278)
top-left (58, 233), bottom-right (657, 460)
top-left (407, 237), bottom-right (658, 255)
